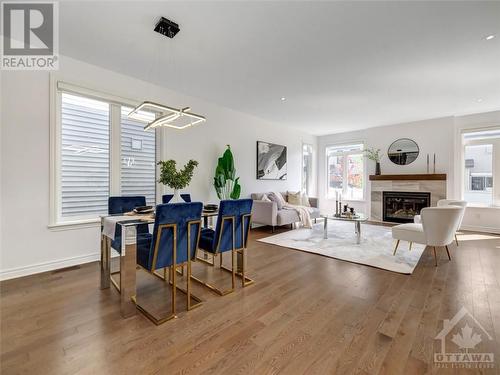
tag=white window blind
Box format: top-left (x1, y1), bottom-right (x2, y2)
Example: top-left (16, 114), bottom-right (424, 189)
top-left (120, 107), bottom-right (156, 205)
top-left (60, 93), bottom-right (110, 218)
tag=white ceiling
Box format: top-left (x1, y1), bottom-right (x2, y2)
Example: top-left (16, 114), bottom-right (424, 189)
top-left (59, 1), bottom-right (500, 135)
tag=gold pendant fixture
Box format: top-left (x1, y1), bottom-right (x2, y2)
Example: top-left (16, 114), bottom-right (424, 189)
top-left (128, 101), bottom-right (206, 131)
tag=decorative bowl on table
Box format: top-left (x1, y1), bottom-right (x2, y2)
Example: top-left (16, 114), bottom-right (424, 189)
top-left (133, 205), bottom-right (154, 214)
top-left (203, 204), bottom-right (218, 212)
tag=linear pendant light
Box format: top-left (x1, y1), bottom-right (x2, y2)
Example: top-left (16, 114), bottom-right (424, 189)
top-left (128, 101), bottom-right (206, 131)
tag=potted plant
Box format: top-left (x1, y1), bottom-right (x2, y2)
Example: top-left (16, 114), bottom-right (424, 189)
top-left (158, 159), bottom-right (198, 202)
top-left (213, 145), bottom-right (241, 200)
top-left (364, 147), bottom-right (382, 175)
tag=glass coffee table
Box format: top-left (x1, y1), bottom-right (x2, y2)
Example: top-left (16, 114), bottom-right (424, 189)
top-left (321, 213), bottom-right (368, 244)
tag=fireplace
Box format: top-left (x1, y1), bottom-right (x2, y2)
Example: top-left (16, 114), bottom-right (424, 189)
top-left (383, 191), bottom-right (431, 223)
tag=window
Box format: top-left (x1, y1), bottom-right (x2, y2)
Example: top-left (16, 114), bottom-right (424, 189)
top-left (120, 107), bottom-right (156, 206)
top-left (60, 93), bottom-right (110, 218)
top-left (462, 129), bottom-right (499, 206)
top-left (302, 144), bottom-right (313, 196)
top-left (326, 143), bottom-right (364, 200)
top-left (52, 84), bottom-right (157, 225)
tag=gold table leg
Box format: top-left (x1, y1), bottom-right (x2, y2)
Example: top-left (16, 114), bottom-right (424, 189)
top-left (119, 224), bottom-right (137, 318)
top-left (100, 233), bottom-right (110, 289)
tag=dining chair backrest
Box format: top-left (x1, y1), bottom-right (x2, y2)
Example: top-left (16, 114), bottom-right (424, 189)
top-left (108, 196), bottom-right (146, 214)
top-left (213, 199), bottom-right (253, 253)
top-left (108, 196), bottom-right (149, 235)
top-left (437, 199), bottom-right (467, 229)
top-left (162, 194), bottom-right (192, 203)
top-left (421, 206), bottom-right (462, 247)
top-left (147, 202), bottom-right (203, 271)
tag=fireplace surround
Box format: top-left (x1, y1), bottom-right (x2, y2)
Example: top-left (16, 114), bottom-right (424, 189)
top-left (383, 191), bottom-right (430, 223)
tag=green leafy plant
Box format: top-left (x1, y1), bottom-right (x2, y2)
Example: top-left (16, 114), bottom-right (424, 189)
top-left (158, 159), bottom-right (198, 190)
top-left (364, 147), bottom-right (381, 162)
top-left (213, 145), bottom-right (241, 200)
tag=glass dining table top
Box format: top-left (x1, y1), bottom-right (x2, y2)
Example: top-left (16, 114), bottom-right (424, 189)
top-left (102, 209), bottom-right (219, 226)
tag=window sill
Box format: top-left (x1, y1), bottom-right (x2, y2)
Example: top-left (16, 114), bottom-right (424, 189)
top-left (48, 218), bottom-right (101, 231)
top-left (465, 204), bottom-right (500, 210)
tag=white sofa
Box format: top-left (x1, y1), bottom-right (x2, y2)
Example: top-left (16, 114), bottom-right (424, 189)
top-left (251, 192), bottom-right (320, 232)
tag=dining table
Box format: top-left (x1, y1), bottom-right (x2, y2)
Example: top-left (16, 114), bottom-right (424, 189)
top-left (100, 209), bottom-right (219, 318)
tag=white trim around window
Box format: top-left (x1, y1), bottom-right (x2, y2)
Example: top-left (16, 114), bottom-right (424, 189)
top-left (324, 141), bottom-right (366, 201)
top-left (49, 77), bottom-right (161, 229)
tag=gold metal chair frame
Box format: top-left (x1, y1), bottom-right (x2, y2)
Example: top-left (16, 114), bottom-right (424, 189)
top-left (133, 220), bottom-right (203, 325)
top-left (393, 239), bottom-right (452, 267)
top-left (191, 214), bottom-right (254, 296)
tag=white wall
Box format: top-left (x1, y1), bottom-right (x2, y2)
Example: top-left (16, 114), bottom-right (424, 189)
top-left (0, 56), bottom-right (316, 280)
top-left (318, 114), bottom-right (500, 233)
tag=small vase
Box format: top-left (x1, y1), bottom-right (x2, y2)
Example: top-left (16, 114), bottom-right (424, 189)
top-left (171, 189), bottom-right (183, 203)
top-left (375, 162), bottom-right (381, 175)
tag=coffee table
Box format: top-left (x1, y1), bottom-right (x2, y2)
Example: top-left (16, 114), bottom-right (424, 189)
top-left (321, 213), bottom-right (368, 244)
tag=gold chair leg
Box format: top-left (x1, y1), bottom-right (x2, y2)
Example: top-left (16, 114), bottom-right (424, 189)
top-left (393, 240), bottom-right (400, 256)
top-left (445, 245), bottom-right (452, 261)
top-left (409, 242), bottom-right (413, 251)
top-left (433, 247), bottom-right (438, 267)
top-left (455, 233), bottom-right (459, 246)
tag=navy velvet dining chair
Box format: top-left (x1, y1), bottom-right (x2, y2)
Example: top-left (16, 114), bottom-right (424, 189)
top-left (135, 202), bottom-right (203, 324)
top-left (162, 194), bottom-right (192, 203)
top-left (108, 196), bottom-right (151, 252)
top-left (192, 199), bottom-right (253, 296)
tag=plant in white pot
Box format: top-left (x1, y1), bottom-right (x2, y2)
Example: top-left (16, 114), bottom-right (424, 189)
top-left (364, 147), bottom-right (382, 175)
top-left (158, 159), bottom-right (198, 202)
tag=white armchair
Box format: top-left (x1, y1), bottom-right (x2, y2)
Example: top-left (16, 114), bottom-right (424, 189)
top-left (392, 206), bottom-right (463, 266)
top-left (414, 199), bottom-right (467, 245)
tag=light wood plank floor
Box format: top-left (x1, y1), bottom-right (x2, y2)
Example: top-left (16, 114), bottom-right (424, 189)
top-left (1, 226), bottom-right (500, 374)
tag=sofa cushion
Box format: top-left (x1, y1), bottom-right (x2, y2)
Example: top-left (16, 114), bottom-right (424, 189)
top-left (268, 192), bottom-right (286, 210)
top-left (277, 209), bottom-right (300, 225)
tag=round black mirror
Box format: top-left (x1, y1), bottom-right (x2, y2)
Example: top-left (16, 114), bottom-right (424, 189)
top-left (388, 138), bottom-right (419, 165)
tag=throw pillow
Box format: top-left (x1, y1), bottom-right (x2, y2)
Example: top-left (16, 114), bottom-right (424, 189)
top-left (261, 194), bottom-right (271, 202)
top-left (268, 192), bottom-right (286, 210)
top-left (287, 191), bottom-right (302, 205)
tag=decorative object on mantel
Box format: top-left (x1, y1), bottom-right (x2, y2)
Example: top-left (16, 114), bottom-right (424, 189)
top-left (433, 153), bottom-right (436, 174)
top-left (128, 101), bottom-right (206, 131)
top-left (388, 138), bottom-right (419, 165)
top-left (213, 145), bottom-right (241, 200)
top-left (364, 147), bottom-right (382, 175)
top-left (158, 159), bottom-right (198, 203)
top-left (426, 154), bottom-right (429, 173)
top-left (369, 173), bottom-right (446, 181)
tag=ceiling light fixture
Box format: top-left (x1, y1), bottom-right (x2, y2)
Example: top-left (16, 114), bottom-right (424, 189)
top-left (485, 34), bottom-right (495, 40)
top-left (476, 98), bottom-right (484, 103)
top-left (281, 97), bottom-right (286, 101)
top-left (128, 101), bottom-right (206, 131)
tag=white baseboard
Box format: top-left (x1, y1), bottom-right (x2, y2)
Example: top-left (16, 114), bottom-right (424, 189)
top-left (460, 225), bottom-right (500, 235)
top-left (0, 252), bottom-right (100, 281)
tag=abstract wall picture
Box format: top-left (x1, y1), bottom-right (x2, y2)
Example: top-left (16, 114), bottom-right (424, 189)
top-left (256, 141), bottom-right (287, 180)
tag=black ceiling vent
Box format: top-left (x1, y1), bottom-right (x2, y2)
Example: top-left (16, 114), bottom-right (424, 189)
top-left (154, 17), bottom-right (180, 38)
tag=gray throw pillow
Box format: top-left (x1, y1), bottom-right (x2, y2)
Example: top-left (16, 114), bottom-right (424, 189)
top-left (268, 192), bottom-right (284, 210)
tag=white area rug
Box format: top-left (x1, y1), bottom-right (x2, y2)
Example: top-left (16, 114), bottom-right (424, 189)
top-left (258, 221), bottom-right (426, 274)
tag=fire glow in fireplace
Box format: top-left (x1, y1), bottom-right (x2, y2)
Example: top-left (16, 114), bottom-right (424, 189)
top-left (383, 191), bottom-right (431, 223)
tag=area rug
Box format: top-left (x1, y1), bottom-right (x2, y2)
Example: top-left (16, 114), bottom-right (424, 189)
top-left (258, 221), bottom-right (426, 274)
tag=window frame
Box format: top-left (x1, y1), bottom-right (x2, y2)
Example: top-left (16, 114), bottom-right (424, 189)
top-left (49, 79), bottom-right (161, 228)
top-left (325, 142), bottom-right (365, 201)
top-left (301, 143), bottom-right (314, 196)
top-left (460, 129), bottom-right (500, 207)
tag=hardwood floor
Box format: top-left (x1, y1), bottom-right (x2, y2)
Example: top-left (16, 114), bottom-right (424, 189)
top-left (1, 227), bottom-right (500, 374)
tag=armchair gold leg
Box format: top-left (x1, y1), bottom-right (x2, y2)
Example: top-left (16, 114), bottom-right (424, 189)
top-left (445, 245), bottom-right (452, 261)
top-left (393, 240), bottom-right (400, 256)
top-left (409, 242), bottom-right (413, 251)
top-left (455, 233), bottom-right (459, 246)
top-left (433, 247), bottom-right (438, 267)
